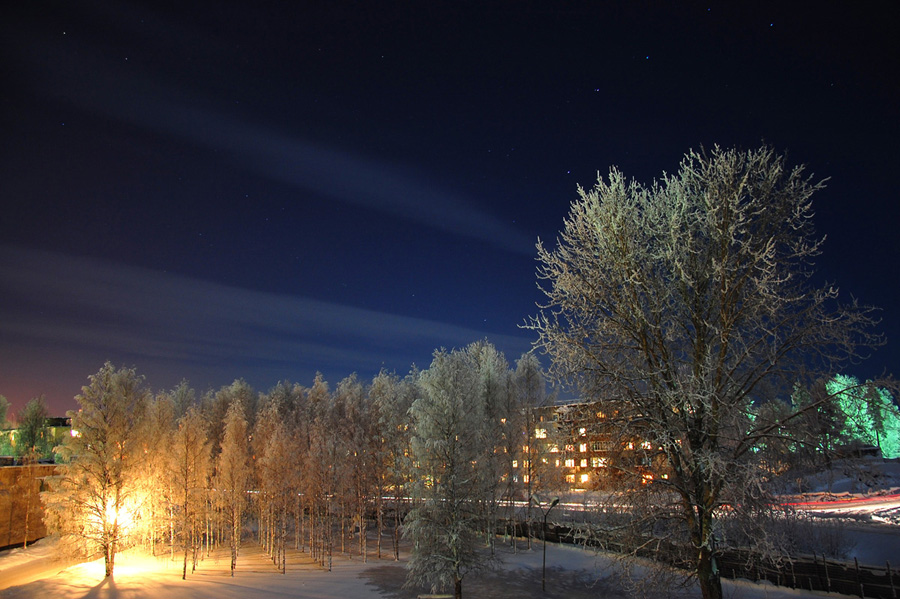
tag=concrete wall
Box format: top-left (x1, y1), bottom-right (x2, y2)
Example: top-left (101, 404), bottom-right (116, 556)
top-left (0, 464), bottom-right (57, 549)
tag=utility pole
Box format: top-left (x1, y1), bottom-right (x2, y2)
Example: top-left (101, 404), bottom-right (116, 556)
top-left (532, 496), bottom-right (559, 592)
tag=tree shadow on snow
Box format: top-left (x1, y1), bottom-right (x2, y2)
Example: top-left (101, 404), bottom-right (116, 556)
top-left (360, 559), bottom-right (628, 599)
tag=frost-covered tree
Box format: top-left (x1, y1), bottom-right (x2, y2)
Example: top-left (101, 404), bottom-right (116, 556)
top-left (301, 373), bottom-right (337, 566)
top-left (171, 405), bottom-right (210, 579)
top-left (511, 353), bottom-right (553, 544)
top-left (466, 340), bottom-right (511, 551)
top-left (527, 146), bottom-right (885, 599)
top-left (405, 347), bottom-right (498, 599)
top-left (370, 368), bottom-right (417, 560)
top-left (140, 391), bottom-right (177, 555)
top-left (46, 362), bottom-right (150, 577)
top-left (204, 379), bottom-right (258, 459)
top-left (170, 379), bottom-right (197, 421)
top-left (336, 373), bottom-right (376, 560)
top-left (216, 400), bottom-right (250, 576)
top-left (261, 380), bottom-right (308, 551)
top-left (258, 416), bottom-right (296, 572)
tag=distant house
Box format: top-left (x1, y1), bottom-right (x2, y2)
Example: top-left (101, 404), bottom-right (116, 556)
top-left (0, 417), bottom-right (71, 461)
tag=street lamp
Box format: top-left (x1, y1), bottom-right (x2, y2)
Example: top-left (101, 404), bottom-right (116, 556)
top-left (532, 496), bottom-right (559, 592)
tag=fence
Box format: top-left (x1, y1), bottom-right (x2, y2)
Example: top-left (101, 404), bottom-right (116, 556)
top-left (522, 521), bottom-right (899, 599)
top-left (717, 549), bottom-right (898, 599)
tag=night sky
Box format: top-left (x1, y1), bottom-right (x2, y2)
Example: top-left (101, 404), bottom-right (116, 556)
top-left (2, 2), bottom-right (898, 416)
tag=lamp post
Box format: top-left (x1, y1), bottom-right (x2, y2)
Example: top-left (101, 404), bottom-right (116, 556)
top-left (532, 496), bottom-right (559, 592)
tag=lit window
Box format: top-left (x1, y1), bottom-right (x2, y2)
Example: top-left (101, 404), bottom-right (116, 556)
top-left (641, 441), bottom-right (652, 450)
top-left (626, 442), bottom-right (635, 450)
top-left (579, 443), bottom-right (587, 452)
top-left (522, 474), bottom-right (530, 483)
top-left (565, 444), bottom-right (575, 452)
top-left (565, 474), bottom-right (575, 483)
top-left (580, 459), bottom-right (588, 468)
top-left (555, 459), bottom-right (560, 467)
top-left (579, 427), bottom-right (586, 436)
top-left (564, 459), bottom-right (575, 468)
top-left (549, 444), bottom-right (559, 453)
top-left (596, 411), bottom-right (605, 419)
top-left (535, 428), bottom-right (547, 439)
top-left (580, 473), bottom-right (589, 483)
top-left (523, 445), bottom-right (530, 453)
top-left (641, 473), bottom-right (653, 484)
top-left (512, 460), bottom-right (518, 468)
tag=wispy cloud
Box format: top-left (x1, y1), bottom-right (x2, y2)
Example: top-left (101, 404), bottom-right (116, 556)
top-left (11, 23), bottom-right (534, 255)
top-left (0, 247), bottom-right (533, 409)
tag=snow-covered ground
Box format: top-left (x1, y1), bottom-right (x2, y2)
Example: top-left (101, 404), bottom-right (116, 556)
top-left (783, 457), bottom-right (900, 565)
top-left (0, 536), bottom-right (871, 599)
top-left (2, 458), bottom-right (896, 598)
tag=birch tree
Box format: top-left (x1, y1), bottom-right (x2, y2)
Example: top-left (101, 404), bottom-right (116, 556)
top-left (302, 373), bottom-right (336, 567)
top-left (526, 146), bottom-right (885, 599)
top-left (140, 392), bottom-right (176, 556)
top-left (337, 373), bottom-right (375, 560)
top-left (46, 362), bottom-right (150, 577)
top-left (511, 352), bottom-right (552, 545)
top-left (258, 416), bottom-right (295, 572)
top-left (171, 405), bottom-right (211, 579)
top-left (370, 368), bottom-right (417, 560)
top-left (466, 340), bottom-right (511, 551)
top-left (216, 400), bottom-right (250, 576)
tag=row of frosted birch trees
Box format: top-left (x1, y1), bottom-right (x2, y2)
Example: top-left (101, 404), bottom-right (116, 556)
top-left (43, 341), bottom-right (551, 580)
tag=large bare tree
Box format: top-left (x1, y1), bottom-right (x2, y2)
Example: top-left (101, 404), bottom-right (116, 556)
top-left (526, 146), bottom-right (884, 599)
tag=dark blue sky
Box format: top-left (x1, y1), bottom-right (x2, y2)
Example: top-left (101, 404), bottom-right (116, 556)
top-left (2, 2), bottom-right (898, 416)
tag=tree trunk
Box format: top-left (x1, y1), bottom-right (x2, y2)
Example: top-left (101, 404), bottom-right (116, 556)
top-left (376, 492), bottom-right (383, 559)
top-left (105, 540), bottom-right (116, 577)
top-left (697, 543), bottom-right (722, 599)
top-left (694, 503), bottom-right (722, 599)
